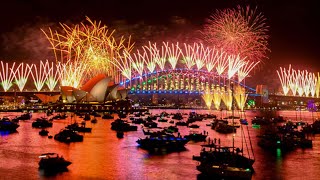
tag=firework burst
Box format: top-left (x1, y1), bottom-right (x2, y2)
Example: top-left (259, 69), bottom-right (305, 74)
top-left (46, 61), bottom-right (61, 91)
top-left (233, 84), bottom-right (247, 111)
top-left (29, 61), bottom-right (49, 92)
top-left (202, 91), bottom-right (213, 109)
top-left (42, 16), bottom-right (134, 84)
top-left (13, 63), bottom-right (32, 92)
top-left (202, 5), bottom-right (269, 62)
top-left (238, 61), bottom-right (260, 83)
top-left (227, 54), bottom-right (247, 79)
top-left (0, 61), bottom-right (16, 92)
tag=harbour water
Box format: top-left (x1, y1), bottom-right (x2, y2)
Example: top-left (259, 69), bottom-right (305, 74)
top-left (1, 110), bottom-right (320, 180)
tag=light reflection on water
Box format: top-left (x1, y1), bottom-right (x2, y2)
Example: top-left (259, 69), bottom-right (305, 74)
top-left (0, 110), bottom-right (320, 180)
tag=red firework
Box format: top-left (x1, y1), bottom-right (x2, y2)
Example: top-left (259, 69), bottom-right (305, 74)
top-left (202, 6), bottom-right (269, 62)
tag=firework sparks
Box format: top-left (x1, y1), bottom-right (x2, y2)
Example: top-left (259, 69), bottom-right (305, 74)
top-left (60, 61), bottom-right (87, 88)
top-left (215, 50), bottom-right (229, 75)
top-left (29, 61), bottom-right (50, 92)
top-left (129, 51), bottom-right (145, 78)
top-left (213, 86), bottom-right (222, 110)
top-left (205, 47), bottom-right (221, 72)
top-left (227, 54), bottom-right (247, 79)
top-left (221, 87), bottom-right (232, 110)
top-left (202, 5), bottom-right (269, 62)
top-left (42, 16), bottom-right (134, 83)
top-left (277, 66), bottom-right (290, 96)
top-left (0, 61), bottom-right (16, 92)
top-left (141, 46), bottom-right (157, 73)
top-left (309, 73), bottom-right (317, 97)
top-left (233, 84), bottom-right (247, 111)
top-left (317, 73), bottom-right (320, 98)
top-left (277, 65), bottom-right (320, 97)
top-left (238, 61), bottom-right (260, 83)
top-left (202, 91), bottom-right (213, 109)
top-left (112, 51), bottom-right (132, 81)
top-left (164, 42), bottom-right (181, 70)
top-left (194, 43), bottom-right (210, 70)
top-left (46, 61), bottom-right (61, 91)
top-left (13, 63), bottom-right (32, 92)
top-left (181, 43), bottom-right (196, 70)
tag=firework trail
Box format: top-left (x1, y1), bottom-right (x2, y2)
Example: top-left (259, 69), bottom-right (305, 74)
top-left (13, 63), bottom-right (32, 92)
top-left (0, 61), bottom-right (16, 92)
top-left (202, 5), bottom-right (269, 63)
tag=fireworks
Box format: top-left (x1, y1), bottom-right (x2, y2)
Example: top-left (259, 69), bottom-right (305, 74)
top-left (202, 91), bottom-right (213, 109)
top-left (141, 46), bottom-right (157, 73)
top-left (227, 54), bottom-right (247, 79)
top-left (130, 51), bottom-right (145, 78)
top-left (213, 86), bottom-right (222, 110)
top-left (277, 65), bottom-right (318, 97)
top-left (29, 61), bottom-right (50, 92)
top-left (13, 63), bottom-right (32, 92)
top-left (238, 61), bottom-right (260, 83)
top-left (233, 84), bottom-right (248, 111)
top-left (202, 5), bottom-right (269, 63)
top-left (60, 61), bottom-right (87, 88)
top-left (215, 50), bottom-right (229, 76)
top-left (0, 61), bottom-right (16, 92)
top-left (277, 66), bottom-right (291, 96)
top-left (112, 50), bottom-right (132, 81)
top-left (181, 43), bottom-right (196, 70)
top-left (46, 61), bottom-right (61, 91)
top-left (221, 87), bottom-right (233, 111)
top-left (164, 42), bottom-right (181, 70)
top-left (42, 16), bottom-right (134, 85)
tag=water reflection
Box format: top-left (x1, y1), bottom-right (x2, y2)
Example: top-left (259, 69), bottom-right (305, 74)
top-left (38, 167), bottom-right (69, 177)
top-left (0, 110), bottom-right (320, 179)
top-left (0, 130), bottom-right (18, 136)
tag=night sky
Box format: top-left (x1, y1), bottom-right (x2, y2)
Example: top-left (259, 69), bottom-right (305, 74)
top-left (0, 0), bottom-right (319, 87)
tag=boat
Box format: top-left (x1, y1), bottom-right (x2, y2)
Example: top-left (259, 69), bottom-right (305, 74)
top-left (193, 142), bottom-right (255, 174)
top-left (215, 123), bottom-right (236, 134)
top-left (175, 121), bottom-right (188, 126)
top-left (131, 118), bottom-right (144, 124)
top-left (66, 122), bottom-right (92, 133)
top-left (251, 116), bottom-right (272, 125)
top-left (83, 113), bottom-right (91, 121)
top-left (188, 124), bottom-right (200, 128)
top-left (38, 153), bottom-right (71, 169)
top-left (111, 119), bottom-right (138, 131)
top-left (184, 130), bottom-right (207, 142)
top-left (116, 131), bottom-right (124, 138)
top-left (196, 163), bottom-right (252, 179)
top-left (17, 112), bottom-right (32, 120)
top-left (54, 129), bottom-right (84, 143)
top-left (193, 83), bottom-right (254, 179)
top-left (158, 118), bottom-right (168, 122)
top-left (39, 129), bottom-right (49, 136)
top-left (137, 134), bottom-right (189, 151)
top-left (142, 127), bottom-right (165, 135)
top-left (32, 118), bottom-right (53, 128)
top-left (172, 113), bottom-right (183, 120)
top-left (118, 112), bottom-right (127, 119)
top-left (164, 126), bottom-right (179, 133)
top-left (0, 118), bottom-right (20, 131)
top-left (143, 121), bottom-right (158, 128)
top-left (91, 118), bottom-right (97, 123)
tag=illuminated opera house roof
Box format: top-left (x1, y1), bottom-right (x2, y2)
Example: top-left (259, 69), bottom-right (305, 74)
top-left (60, 74), bottom-right (128, 103)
